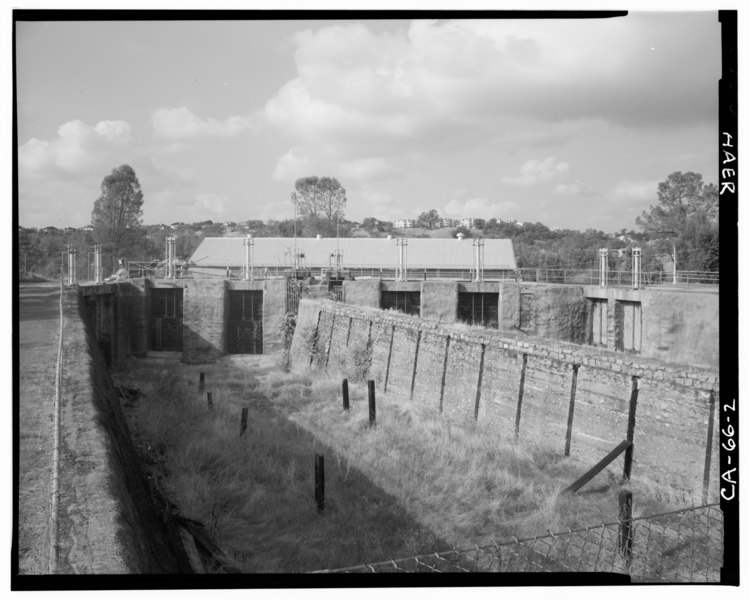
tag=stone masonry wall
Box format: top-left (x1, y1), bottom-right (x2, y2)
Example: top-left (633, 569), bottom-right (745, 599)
top-left (290, 298), bottom-right (721, 501)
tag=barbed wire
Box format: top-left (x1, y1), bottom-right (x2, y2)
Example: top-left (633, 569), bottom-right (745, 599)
top-left (316, 504), bottom-right (723, 582)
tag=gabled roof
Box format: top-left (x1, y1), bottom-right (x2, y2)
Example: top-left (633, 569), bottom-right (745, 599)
top-left (190, 237), bottom-right (516, 270)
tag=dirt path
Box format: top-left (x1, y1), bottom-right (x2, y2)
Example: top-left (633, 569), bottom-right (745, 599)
top-left (17, 282), bottom-right (61, 574)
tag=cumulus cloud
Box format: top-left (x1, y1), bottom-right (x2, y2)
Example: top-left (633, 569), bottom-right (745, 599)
top-left (502, 157), bottom-right (571, 187)
top-left (501, 156), bottom-right (595, 197)
top-left (610, 180), bottom-right (658, 201)
top-left (19, 119), bottom-right (132, 176)
top-left (265, 16), bottom-right (718, 185)
top-left (196, 192), bottom-right (227, 215)
top-left (152, 106), bottom-right (254, 139)
top-left (272, 149), bottom-right (312, 181)
top-left (351, 188), bottom-right (398, 221)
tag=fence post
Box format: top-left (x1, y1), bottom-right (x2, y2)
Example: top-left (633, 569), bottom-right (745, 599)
top-left (240, 407), bottom-right (248, 436)
top-left (207, 392), bottom-right (213, 409)
top-left (623, 377), bottom-right (639, 481)
top-left (315, 454), bottom-right (325, 512)
top-left (199, 372), bottom-right (205, 393)
top-left (617, 489), bottom-right (633, 560)
top-left (342, 378), bottom-right (349, 411)
top-left (368, 380), bottom-right (376, 427)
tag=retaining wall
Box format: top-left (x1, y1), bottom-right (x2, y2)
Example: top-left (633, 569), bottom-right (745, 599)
top-left (290, 299), bottom-right (721, 502)
top-left (61, 287), bottom-right (184, 573)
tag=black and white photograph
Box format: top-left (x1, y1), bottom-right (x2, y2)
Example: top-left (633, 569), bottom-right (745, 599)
top-left (11, 4), bottom-right (738, 590)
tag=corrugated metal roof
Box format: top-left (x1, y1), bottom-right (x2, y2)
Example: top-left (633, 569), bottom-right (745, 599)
top-left (190, 237), bottom-right (516, 270)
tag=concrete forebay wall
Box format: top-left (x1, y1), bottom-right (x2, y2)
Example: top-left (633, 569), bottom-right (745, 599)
top-left (421, 281), bottom-right (458, 324)
top-left (639, 288), bottom-right (719, 368)
top-left (261, 278), bottom-right (288, 354)
top-left (343, 278), bottom-right (381, 308)
top-left (61, 287), bottom-right (184, 573)
top-left (81, 276), bottom-right (290, 364)
top-left (517, 285), bottom-right (588, 344)
top-left (582, 286), bottom-right (719, 368)
top-left (183, 280), bottom-right (226, 363)
top-left (290, 299), bottom-right (721, 501)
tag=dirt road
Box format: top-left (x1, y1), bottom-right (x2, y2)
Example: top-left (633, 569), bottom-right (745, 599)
top-left (17, 282), bottom-right (61, 574)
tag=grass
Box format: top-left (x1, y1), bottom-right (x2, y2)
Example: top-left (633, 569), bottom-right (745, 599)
top-left (268, 368), bottom-right (639, 548)
top-left (114, 355), bottom-right (447, 573)
top-left (114, 352), bottom-right (683, 573)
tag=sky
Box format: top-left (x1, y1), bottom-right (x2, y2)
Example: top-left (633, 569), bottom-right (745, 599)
top-left (15, 11), bottom-right (722, 233)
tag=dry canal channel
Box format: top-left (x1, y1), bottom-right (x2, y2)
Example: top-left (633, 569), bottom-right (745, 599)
top-left (16, 283), bottom-right (699, 576)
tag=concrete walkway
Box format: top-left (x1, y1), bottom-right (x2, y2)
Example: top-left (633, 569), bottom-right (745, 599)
top-left (17, 282), bottom-right (61, 574)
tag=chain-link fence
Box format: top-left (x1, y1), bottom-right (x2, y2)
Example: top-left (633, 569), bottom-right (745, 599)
top-left (318, 504), bottom-right (723, 582)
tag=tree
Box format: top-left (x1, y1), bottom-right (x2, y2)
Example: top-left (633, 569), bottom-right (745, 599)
top-left (636, 172), bottom-right (718, 234)
top-left (18, 228), bottom-right (43, 275)
top-left (91, 164), bottom-right (144, 271)
top-left (454, 225), bottom-right (472, 239)
top-left (290, 177), bottom-right (347, 227)
top-left (636, 171), bottom-right (719, 273)
top-left (418, 209), bottom-right (440, 229)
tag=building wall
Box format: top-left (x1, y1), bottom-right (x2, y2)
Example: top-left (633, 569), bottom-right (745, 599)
top-left (290, 299), bottom-right (721, 501)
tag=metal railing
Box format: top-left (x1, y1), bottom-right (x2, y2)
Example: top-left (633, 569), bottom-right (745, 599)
top-left (65, 259), bottom-right (717, 289)
top-left (318, 503), bottom-right (723, 582)
top-left (516, 268), bottom-right (719, 287)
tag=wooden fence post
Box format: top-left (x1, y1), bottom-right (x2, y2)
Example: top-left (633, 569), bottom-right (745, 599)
top-left (342, 379), bottom-right (349, 411)
top-left (383, 324), bottom-right (395, 392)
top-left (438, 336), bottom-right (451, 413)
top-left (240, 407), bottom-right (248, 436)
top-left (315, 454), bottom-right (325, 512)
top-left (514, 354), bottom-right (528, 439)
top-left (623, 377), bottom-right (639, 481)
top-left (563, 440), bottom-right (632, 494)
top-left (368, 380), bottom-right (376, 427)
top-left (410, 330), bottom-right (421, 401)
top-left (474, 343), bottom-right (486, 421)
top-left (564, 364), bottom-right (580, 456)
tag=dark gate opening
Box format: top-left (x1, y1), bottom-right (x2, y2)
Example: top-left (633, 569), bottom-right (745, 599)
top-left (228, 290), bottom-right (263, 354)
top-left (614, 300), bottom-right (641, 353)
top-left (381, 290), bottom-right (421, 316)
top-left (458, 292), bottom-right (499, 328)
top-left (150, 288), bottom-right (184, 351)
